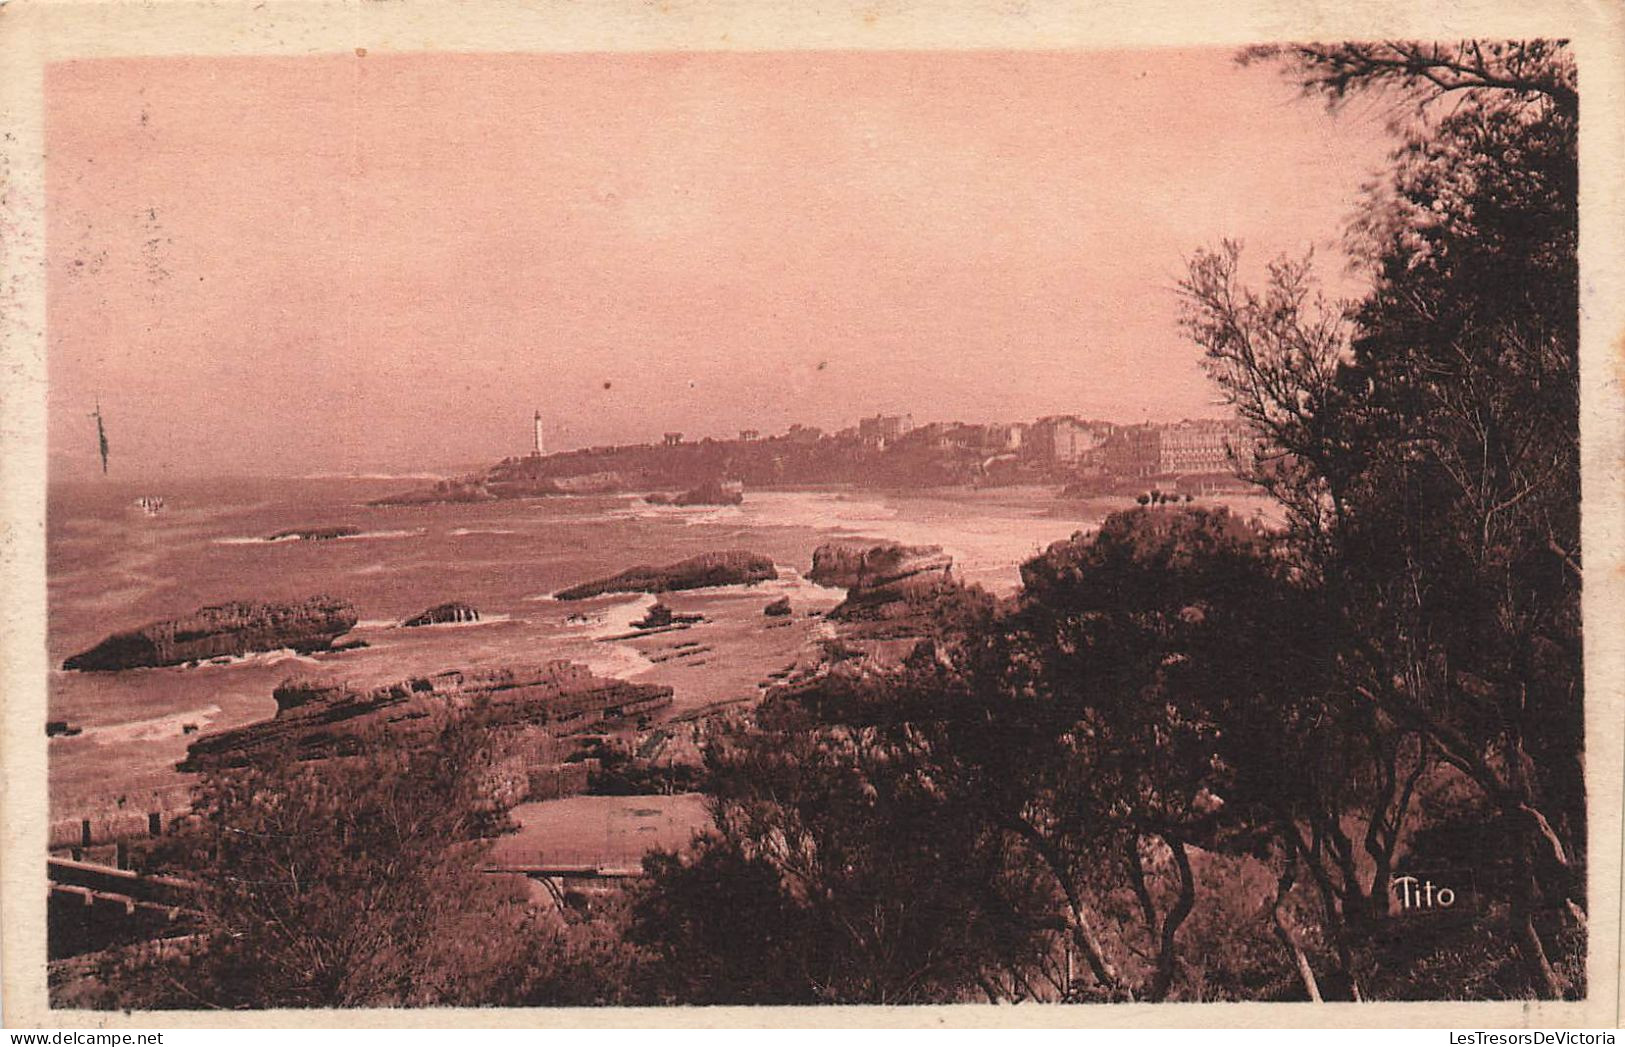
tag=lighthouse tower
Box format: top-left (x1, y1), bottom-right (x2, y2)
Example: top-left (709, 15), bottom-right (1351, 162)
top-left (532, 410), bottom-right (545, 457)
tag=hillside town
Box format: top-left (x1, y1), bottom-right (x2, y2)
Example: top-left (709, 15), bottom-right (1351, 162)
top-left (454, 412), bottom-right (1260, 504)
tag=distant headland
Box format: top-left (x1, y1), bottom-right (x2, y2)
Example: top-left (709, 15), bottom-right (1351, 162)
top-left (374, 413), bottom-right (1258, 505)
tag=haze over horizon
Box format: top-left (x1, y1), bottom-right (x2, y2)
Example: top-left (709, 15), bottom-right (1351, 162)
top-left (46, 47), bottom-right (1396, 481)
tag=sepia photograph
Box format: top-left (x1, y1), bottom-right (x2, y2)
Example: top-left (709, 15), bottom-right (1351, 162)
top-left (3, 0), bottom-right (1622, 1026)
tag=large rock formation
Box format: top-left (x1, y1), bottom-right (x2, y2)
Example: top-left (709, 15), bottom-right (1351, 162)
top-left (400, 602), bottom-right (480, 627)
top-left (555, 550), bottom-right (778, 600)
top-left (808, 541), bottom-right (964, 642)
top-left (180, 661), bottom-right (674, 770)
top-left (827, 573), bottom-right (963, 626)
top-left (645, 479), bottom-right (745, 507)
top-left (808, 541), bottom-right (953, 591)
top-left (62, 597), bottom-right (359, 672)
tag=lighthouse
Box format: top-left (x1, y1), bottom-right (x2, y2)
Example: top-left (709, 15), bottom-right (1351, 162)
top-left (532, 410), bottom-right (545, 457)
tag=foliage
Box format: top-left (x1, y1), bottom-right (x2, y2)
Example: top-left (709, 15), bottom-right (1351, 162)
top-left (1239, 41), bottom-right (1577, 120)
top-left (1178, 39), bottom-right (1583, 997)
top-left (633, 512), bottom-right (1359, 1003)
top-left (570, 737), bottom-right (706, 795)
top-left (78, 716), bottom-right (643, 1009)
top-left (955, 507), bottom-right (1349, 1001)
top-left (630, 677), bottom-right (1062, 1004)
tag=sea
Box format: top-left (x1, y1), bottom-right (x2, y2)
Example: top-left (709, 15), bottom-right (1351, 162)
top-left (45, 475), bottom-right (1151, 818)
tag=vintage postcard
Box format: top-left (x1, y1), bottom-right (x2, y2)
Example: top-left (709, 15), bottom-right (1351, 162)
top-left (2, 0), bottom-right (1622, 1029)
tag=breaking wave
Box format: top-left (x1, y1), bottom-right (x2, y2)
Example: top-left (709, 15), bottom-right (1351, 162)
top-left (81, 704), bottom-right (223, 744)
top-left (214, 528), bottom-right (425, 546)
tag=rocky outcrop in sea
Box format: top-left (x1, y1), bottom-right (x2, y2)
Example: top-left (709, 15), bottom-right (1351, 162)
top-left (400, 602), bottom-right (480, 627)
top-left (62, 597), bottom-right (359, 672)
top-left (265, 526), bottom-right (360, 541)
top-left (179, 661), bottom-right (674, 770)
top-left (808, 541), bottom-right (963, 641)
top-left (827, 572), bottom-right (962, 626)
top-left (554, 550), bottom-right (778, 600)
top-left (369, 479), bottom-right (496, 506)
top-left (644, 479), bottom-right (745, 506)
top-left (808, 541), bottom-right (953, 591)
top-left (632, 602), bottom-right (704, 630)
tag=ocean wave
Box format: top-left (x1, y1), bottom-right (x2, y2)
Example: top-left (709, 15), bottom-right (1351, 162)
top-left (737, 490), bottom-right (903, 530)
top-left (183, 648), bottom-right (325, 671)
top-left (526, 592), bottom-right (652, 628)
top-left (214, 527), bottom-right (425, 546)
top-left (579, 594), bottom-right (661, 637)
top-left (573, 641), bottom-right (656, 681)
top-left (557, 498), bottom-right (750, 526)
top-left (754, 567), bottom-right (848, 601)
top-left (651, 504), bottom-right (747, 526)
top-left (333, 528), bottom-right (424, 541)
top-left (737, 491), bottom-right (1100, 593)
top-left (448, 527), bottom-right (519, 536)
top-left (299, 471), bottom-right (447, 481)
top-left (81, 704), bottom-right (223, 744)
top-left (611, 568), bottom-right (846, 604)
top-left (549, 489), bottom-right (919, 535)
top-left (526, 570), bottom-right (841, 616)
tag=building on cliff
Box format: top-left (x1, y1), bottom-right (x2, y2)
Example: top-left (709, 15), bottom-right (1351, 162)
top-left (858, 413), bottom-right (914, 448)
top-left (987, 422), bottom-right (1028, 451)
top-left (1096, 418), bottom-right (1257, 480)
top-left (1029, 416), bottom-right (1108, 465)
top-left (1157, 418), bottom-right (1256, 476)
top-left (1102, 424), bottom-right (1162, 478)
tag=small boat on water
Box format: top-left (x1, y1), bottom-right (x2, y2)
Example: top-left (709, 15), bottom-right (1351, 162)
top-left (134, 496), bottom-right (166, 515)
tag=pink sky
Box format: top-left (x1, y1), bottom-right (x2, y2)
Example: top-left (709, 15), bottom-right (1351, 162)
top-left (46, 48), bottom-right (1395, 480)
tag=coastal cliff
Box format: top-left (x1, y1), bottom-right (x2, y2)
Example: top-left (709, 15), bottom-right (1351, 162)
top-left (62, 597), bottom-right (359, 672)
top-left (555, 550), bottom-right (777, 600)
top-left (180, 661), bottom-right (674, 770)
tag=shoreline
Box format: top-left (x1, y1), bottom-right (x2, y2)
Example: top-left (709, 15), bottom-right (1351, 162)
top-left (45, 480), bottom-right (1278, 820)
